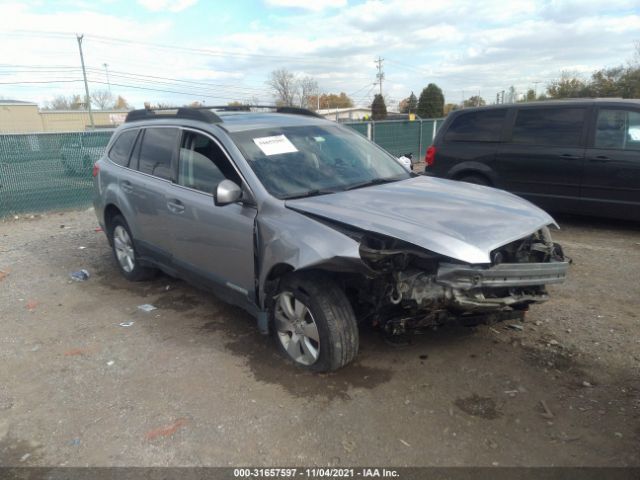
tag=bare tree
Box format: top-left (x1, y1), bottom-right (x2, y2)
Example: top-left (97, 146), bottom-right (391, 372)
top-left (267, 69), bottom-right (299, 107)
top-left (44, 94), bottom-right (85, 110)
top-left (113, 95), bottom-right (131, 109)
top-left (298, 76), bottom-right (318, 109)
top-left (91, 89), bottom-right (114, 109)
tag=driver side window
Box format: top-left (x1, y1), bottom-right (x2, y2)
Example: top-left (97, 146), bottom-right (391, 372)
top-left (178, 131), bottom-right (240, 193)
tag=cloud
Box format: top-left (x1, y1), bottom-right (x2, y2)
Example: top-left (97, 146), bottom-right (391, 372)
top-left (137, 0), bottom-right (198, 13)
top-left (264, 0), bottom-right (346, 11)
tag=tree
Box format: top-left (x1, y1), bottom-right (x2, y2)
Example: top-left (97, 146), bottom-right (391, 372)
top-left (399, 91), bottom-right (418, 113)
top-left (546, 72), bottom-right (587, 98)
top-left (417, 83), bottom-right (444, 118)
top-left (309, 92), bottom-right (353, 109)
top-left (525, 89), bottom-right (536, 102)
top-left (45, 94), bottom-right (85, 110)
top-left (371, 94), bottom-right (387, 120)
top-left (90, 89), bottom-right (113, 109)
top-left (267, 68), bottom-right (298, 107)
top-left (113, 95), bottom-right (131, 109)
top-left (463, 95), bottom-right (485, 108)
top-left (298, 76), bottom-right (318, 109)
top-left (443, 103), bottom-right (459, 115)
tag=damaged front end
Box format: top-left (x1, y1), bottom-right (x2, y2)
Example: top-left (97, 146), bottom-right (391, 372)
top-left (355, 227), bottom-right (569, 335)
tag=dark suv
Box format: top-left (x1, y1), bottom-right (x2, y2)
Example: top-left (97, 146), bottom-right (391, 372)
top-left (424, 99), bottom-right (640, 221)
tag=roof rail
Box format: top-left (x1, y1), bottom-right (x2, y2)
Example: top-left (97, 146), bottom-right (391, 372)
top-left (125, 108), bottom-right (222, 123)
top-left (190, 105), bottom-right (324, 118)
top-left (124, 105), bottom-right (324, 123)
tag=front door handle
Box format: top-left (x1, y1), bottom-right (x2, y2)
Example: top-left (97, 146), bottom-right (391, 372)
top-left (167, 199), bottom-right (185, 214)
top-left (590, 155), bottom-right (612, 163)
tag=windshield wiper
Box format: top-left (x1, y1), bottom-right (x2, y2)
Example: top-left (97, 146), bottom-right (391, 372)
top-left (344, 176), bottom-right (404, 191)
top-left (283, 188), bottom-right (340, 200)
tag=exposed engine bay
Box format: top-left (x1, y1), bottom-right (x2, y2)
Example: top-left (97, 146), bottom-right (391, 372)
top-left (350, 226), bottom-right (569, 335)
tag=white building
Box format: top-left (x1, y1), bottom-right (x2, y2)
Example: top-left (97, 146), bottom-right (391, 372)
top-left (316, 107), bottom-right (372, 122)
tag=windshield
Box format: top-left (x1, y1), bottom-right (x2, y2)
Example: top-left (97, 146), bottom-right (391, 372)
top-left (230, 124), bottom-right (410, 199)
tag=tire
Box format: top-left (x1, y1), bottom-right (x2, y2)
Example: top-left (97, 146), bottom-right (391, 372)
top-left (272, 272), bottom-right (359, 372)
top-left (458, 174), bottom-right (490, 186)
top-left (108, 215), bottom-right (156, 281)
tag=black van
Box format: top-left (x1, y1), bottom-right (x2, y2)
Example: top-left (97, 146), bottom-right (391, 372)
top-left (424, 99), bottom-right (640, 221)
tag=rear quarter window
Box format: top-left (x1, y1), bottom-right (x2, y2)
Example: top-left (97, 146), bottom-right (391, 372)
top-left (444, 109), bottom-right (507, 142)
top-left (108, 130), bottom-right (138, 167)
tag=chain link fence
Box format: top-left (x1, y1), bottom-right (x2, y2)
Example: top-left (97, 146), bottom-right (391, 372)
top-left (0, 131), bottom-right (113, 217)
top-left (0, 118), bottom-right (444, 218)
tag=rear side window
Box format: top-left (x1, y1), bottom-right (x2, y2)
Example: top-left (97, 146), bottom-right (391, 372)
top-left (109, 130), bottom-right (138, 167)
top-left (138, 128), bottom-right (179, 180)
top-left (444, 109), bottom-right (507, 142)
top-left (512, 108), bottom-right (586, 147)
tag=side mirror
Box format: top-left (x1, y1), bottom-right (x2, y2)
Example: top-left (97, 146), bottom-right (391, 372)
top-left (215, 179), bottom-right (242, 206)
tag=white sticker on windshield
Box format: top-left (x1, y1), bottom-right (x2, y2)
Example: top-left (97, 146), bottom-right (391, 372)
top-left (253, 135), bottom-right (298, 156)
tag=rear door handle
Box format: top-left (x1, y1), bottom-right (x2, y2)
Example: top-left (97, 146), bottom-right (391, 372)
top-left (590, 155), bottom-right (612, 163)
top-left (559, 153), bottom-right (582, 160)
top-left (166, 199), bottom-right (185, 214)
top-left (121, 180), bottom-right (133, 193)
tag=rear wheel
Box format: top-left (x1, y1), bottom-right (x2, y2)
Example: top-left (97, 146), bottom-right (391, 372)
top-left (458, 174), bottom-right (490, 186)
top-left (272, 272), bottom-right (359, 372)
top-left (109, 215), bottom-right (156, 281)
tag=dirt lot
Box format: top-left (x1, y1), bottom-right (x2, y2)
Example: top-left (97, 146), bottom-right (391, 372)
top-left (0, 209), bottom-right (638, 467)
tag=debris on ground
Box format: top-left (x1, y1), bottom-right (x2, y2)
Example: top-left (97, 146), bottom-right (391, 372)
top-left (540, 400), bottom-right (555, 419)
top-left (582, 381), bottom-right (593, 388)
top-left (399, 439), bottom-right (411, 447)
top-left (69, 438), bottom-right (81, 446)
top-left (138, 304), bottom-right (157, 313)
top-left (508, 324), bottom-right (524, 331)
top-left (70, 269), bottom-right (90, 282)
top-left (63, 348), bottom-right (88, 357)
top-left (107, 360), bottom-right (115, 366)
top-left (145, 418), bottom-right (188, 441)
top-left (0, 270), bottom-right (8, 282)
top-left (25, 300), bottom-right (38, 311)
top-left (94, 227), bottom-right (103, 232)
top-left (119, 321), bottom-right (134, 327)
top-left (78, 246), bottom-right (86, 250)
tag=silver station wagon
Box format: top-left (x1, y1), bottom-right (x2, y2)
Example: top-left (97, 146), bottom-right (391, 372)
top-left (93, 106), bottom-right (569, 372)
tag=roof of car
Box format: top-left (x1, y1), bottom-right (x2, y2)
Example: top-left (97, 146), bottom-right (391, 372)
top-left (451, 98), bottom-right (640, 115)
top-left (123, 106), bottom-right (330, 133)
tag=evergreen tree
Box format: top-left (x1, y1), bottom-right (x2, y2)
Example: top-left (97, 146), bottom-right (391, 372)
top-left (371, 94), bottom-right (387, 120)
top-left (417, 84), bottom-right (444, 118)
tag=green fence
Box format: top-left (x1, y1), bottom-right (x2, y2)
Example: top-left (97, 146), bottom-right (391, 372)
top-left (0, 131), bottom-right (113, 217)
top-left (0, 119), bottom-right (444, 217)
top-left (344, 118), bottom-right (444, 160)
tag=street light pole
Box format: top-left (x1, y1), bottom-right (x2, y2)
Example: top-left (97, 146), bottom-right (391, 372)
top-left (103, 63), bottom-right (111, 94)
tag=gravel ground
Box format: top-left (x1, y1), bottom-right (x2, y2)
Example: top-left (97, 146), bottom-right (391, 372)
top-left (0, 209), bottom-right (638, 467)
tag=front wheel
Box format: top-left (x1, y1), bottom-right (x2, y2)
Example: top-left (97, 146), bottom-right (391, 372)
top-left (272, 272), bottom-right (359, 372)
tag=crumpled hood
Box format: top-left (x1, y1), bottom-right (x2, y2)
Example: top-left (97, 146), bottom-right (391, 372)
top-left (285, 176), bottom-right (557, 264)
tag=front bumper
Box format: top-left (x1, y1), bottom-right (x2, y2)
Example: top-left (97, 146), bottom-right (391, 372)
top-left (436, 261), bottom-right (569, 289)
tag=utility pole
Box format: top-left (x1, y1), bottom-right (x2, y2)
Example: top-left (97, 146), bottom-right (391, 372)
top-left (76, 34), bottom-right (94, 128)
top-left (103, 63), bottom-right (111, 94)
top-left (374, 56), bottom-right (384, 96)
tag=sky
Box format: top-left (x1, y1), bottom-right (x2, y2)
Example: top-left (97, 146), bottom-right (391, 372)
top-left (0, 0), bottom-right (639, 109)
